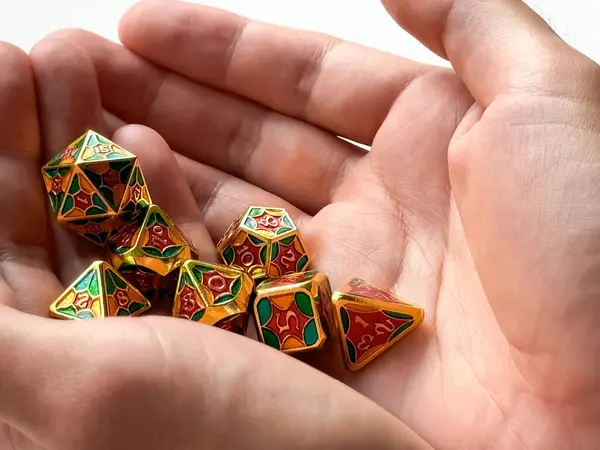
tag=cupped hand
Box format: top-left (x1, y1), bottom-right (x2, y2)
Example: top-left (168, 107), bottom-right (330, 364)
top-left (2, 0), bottom-right (600, 448)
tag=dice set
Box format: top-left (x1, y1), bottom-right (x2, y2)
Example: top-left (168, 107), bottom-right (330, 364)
top-left (42, 130), bottom-right (424, 371)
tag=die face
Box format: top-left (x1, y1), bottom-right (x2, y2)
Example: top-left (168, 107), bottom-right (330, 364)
top-left (50, 262), bottom-right (105, 320)
top-left (118, 163), bottom-right (152, 220)
top-left (80, 159), bottom-right (135, 212)
top-left (219, 228), bottom-right (269, 280)
top-left (331, 282), bottom-right (424, 371)
top-left (267, 233), bottom-right (310, 277)
top-left (172, 261), bottom-right (253, 328)
top-left (58, 168), bottom-right (116, 222)
top-left (254, 279), bottom-right (328, 354)
top-left (240, 207), bottom-right (296, 239)
top-left (218, 207), bottom-right (310, 280)
top-left (107, 205), bottom-right (196, 276)
top-left (43, 131), bottom-right (87, 168)
top-left (49, 261), bottom-right (151, 320)
top-left (75, 131), bottom-right (135, 164)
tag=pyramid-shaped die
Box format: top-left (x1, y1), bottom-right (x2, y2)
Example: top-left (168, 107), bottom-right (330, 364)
top-left (331, 279), bottom-right (424, 371)
top-left (49, 261), bottom-right (151, 320)
top-left (42, 130), bottom-right (152, 245)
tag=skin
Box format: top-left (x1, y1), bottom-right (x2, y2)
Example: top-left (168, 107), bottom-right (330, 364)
top-left (1, 0), bottom-right (599, 448)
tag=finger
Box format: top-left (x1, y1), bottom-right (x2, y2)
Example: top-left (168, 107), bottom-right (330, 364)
top-left (30, 36), bottom-right (109, 284)
top-left (175, 153), bottom-right (309, 242)
top-left (58, 30), bottom-right (362, 215)
top-left (119, 0), bottom-right (431, 145)
top-left (0, 42), bottom-right (62, 314)
top-left (382, 0), bottom-right (584, 105)
top-left (112, 125), bottom-right (216, 261)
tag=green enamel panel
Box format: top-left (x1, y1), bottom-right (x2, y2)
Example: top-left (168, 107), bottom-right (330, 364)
top-left (346, 338), bottom-right (357, 363)
top-left (92, 194), bottom-right (108, 210)
top-left (86, 207), bottom-right (107, 216)
top-left (271, 242), bottom-right (279, 260)
top-left (112, 272), bottom-right (127, 289)
top-left (105, 270), bottom-right (116, 295)
top-left (259, 245), bottom-right (268, 265)
top-left (117, 308), bottom-right (130, 317)
top-left (282, 215), bottom-right (294, 228)
top-left (136, 168), bottom-right (145, 185)
top-left (142, 247), bottom-right (163, 258)
top-left (83, 169), bottom-right (102, 187)
top-left (76, 310), bottom-right (96, 320)
top-left (87, 133), bottom-right (100, 147)
top-left (231, 277), bottom-right (242, 296)
top-left (389, 320), bottom-right (414, 342)
top-left (213, 294), bottom-right (235, 305)
top-left (44, 168), bottom-right (59, 178)
top-left (129, 168), bottom-right (138, 186)
top-left (248, 207), bottom-right (264, 217)
top-left (295, 291), bottom-right (314, 317)
top-left (96, 134), bottom-right (113, 145)
top-left (296, 255), bottom-right (309, 272)
top-left (162, 246), bottom-right (183, 258)
top-left (61, 196), bottom-right (74, 215)
top-left (248, 234), bottom-right (264, 246)
top-left (191, 264), bottom-right (212, 274)
top-left (261, 328), bottom-right (280, 350)
top-left (340, 307), bottom-right (350, 334)
top-left (88, 273), bottom-right (100, 297)
top-left (279, 235), bottom-right (295, 246)
top-left (47, 153), bottom-right (62, 167)
top-left (243, 216), bottom-right (256, 230)
top-left (74, 132), bottom-right (88, 148)
top-left (117, 162), bottom-right (134, 184)
top-left (58, 167), bottom-right (71, 177)
top-left (191, 310), bottom-right (205, 322)
top-left (256, 298), bottom-right (272, 326)
top-left (74, 269), bottom-right (95, 291)
top-left (100, 187), bottom-right (115, 207)
top-left (155, 213), bottom-right (168, 227)
top-left (147, 212), bottom-right (159, 226)
top-left (113, 245), bottom-right (132, 255)
top-left (68, 174), bottom-right (80, 194)
top-left (303, 319), bottom-right (319, 346)
top-left (384, 311), bottom-right (414, 320)
top-left (275, 227), bottom-right (294, 236)
top-left (129, 302), bottom-right (145, 314)
top-left (180, 271), bottom-right (194, 290)
top-left (56, 305), bottom-right (77, 318)
top-left (50, 192), bottom-right (64, 213)
top-left (222, 246), bottom-right (235, 265)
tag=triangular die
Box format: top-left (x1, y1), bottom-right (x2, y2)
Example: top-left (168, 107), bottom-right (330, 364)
top-left (50, 262), bottom-right (105, 320)
top-left (76, 130), bottom-right (136, 164)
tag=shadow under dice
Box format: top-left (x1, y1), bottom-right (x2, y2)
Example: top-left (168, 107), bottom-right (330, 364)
top-left (172, 260), bottom-right (254, 334)
top-left (254, 271), bottom-right (330, 354)
top-left (217, 207), bottom-right (310, 280)
top-left (49, 261), bottom-right (151, 320)
top-left (42, 130), bottom-right (152, 245)
top-left (331, 278), bottom-right (424, 371)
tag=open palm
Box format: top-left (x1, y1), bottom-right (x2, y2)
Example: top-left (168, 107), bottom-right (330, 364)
top-left (1, 0), bottom-right (600, 448)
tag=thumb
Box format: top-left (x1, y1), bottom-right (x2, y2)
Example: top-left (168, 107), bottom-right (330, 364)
top-left (381, 0), bottom-right (584, 106)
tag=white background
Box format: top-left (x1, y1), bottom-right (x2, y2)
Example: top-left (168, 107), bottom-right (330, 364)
top-left (0, 1), bottom-right (599, 66)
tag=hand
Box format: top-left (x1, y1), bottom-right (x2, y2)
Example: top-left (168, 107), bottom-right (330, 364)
top-left (2, 0), bottom-right (600, 449)
top-left (0, 17), bottom-right (420, 450)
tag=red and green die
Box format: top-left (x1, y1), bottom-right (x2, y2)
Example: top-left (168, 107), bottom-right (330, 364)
top-left (172, 260), bottom-right (254, 334)
top-left (107, 203), bottom-right (197, 277)
top-left (254, 271), bottom-right (331, 354)
top-left (217, 207), bottom-right (310, 280)
top-left (42, 130), bottom-right (152, 245)
top-left (331, 279), bottom-right (424, 371)
top-left (49, 261), bottom-right (151, 320)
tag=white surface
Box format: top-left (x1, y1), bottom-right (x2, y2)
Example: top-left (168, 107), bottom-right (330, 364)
top-left (0, 1), bottom-right (599, 65)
